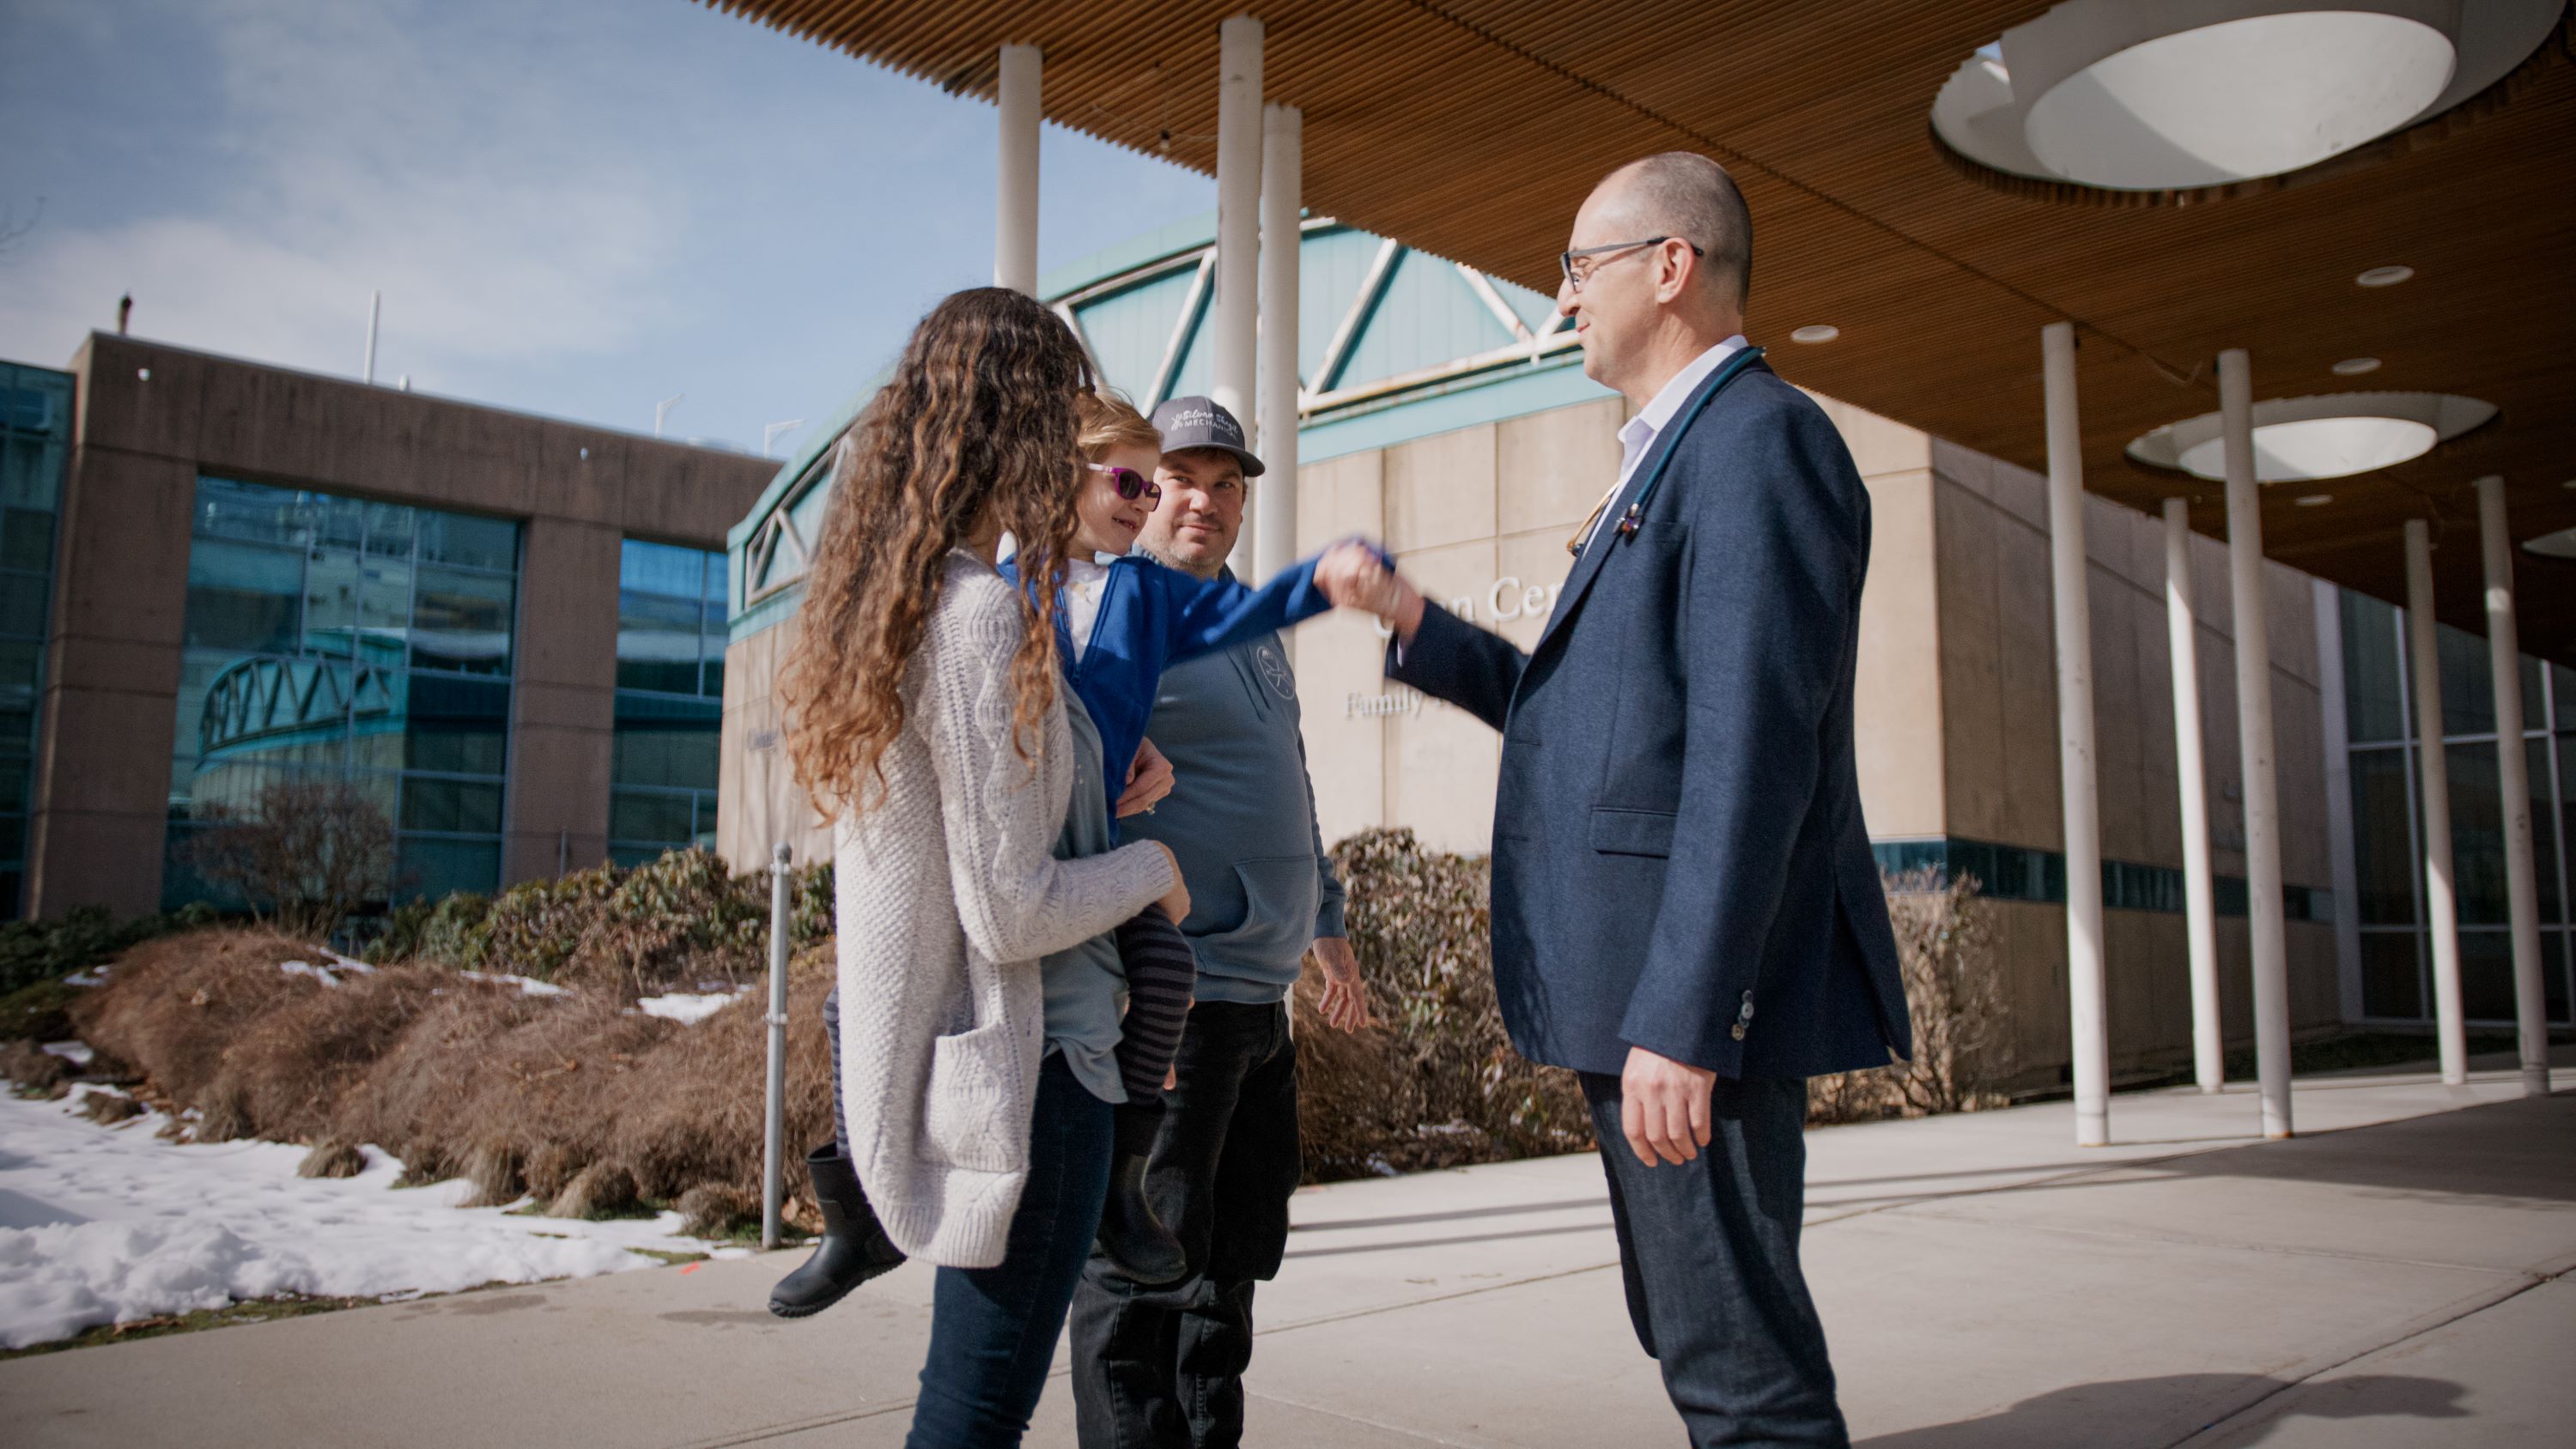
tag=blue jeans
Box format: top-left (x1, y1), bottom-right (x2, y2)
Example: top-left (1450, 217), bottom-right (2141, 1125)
top-left (1582, 1070), bottom-right (1847, 1449)
top-left (907, 1053), bottom-right (1116, 1449)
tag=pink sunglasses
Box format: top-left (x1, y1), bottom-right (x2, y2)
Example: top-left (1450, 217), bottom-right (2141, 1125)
top-left (1088, 463), bottom-right (1162, 504)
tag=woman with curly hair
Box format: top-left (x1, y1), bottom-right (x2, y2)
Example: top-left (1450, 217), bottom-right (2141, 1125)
top-left (775, 286), bottom-right (1189, 1447)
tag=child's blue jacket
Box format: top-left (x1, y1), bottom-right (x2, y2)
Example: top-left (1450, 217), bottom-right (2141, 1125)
top-left (1001, 550), bottom-right (1337, 834)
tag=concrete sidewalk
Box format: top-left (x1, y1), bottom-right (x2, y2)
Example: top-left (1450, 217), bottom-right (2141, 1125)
top-left (6, 1059), bottom-right (2569, 1448)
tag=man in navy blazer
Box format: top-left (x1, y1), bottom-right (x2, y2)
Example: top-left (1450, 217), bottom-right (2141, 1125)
top-left (1327, 154), bottom-right (1911, 1446)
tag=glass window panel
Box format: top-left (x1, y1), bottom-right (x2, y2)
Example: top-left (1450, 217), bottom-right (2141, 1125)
top-left (401, 777), bottom-right (504, 834)
top-left (612, 721), bottom-right (719, 791)
top-left (0, 641), bottom-right (35, 717)
top-left (2348, 749), bottom-right (2417, 926)
top-left (2555, 665), bottom-right (2574, 732)
top-left (611, 789), bottom-right (696, 846)
top-left (0, 762), bottom-right (26, 817)
top-left (401, 674), bottom-right (509, 776)
top-left (411, 567), bottom-right (514, 675)
top-left (184, 541), bottom-right (301, 654)
top-left (617, 589), bottom-right (702, 694)
top-left (2447, 744), bottom-right (2506, 925)
top-left (397, 836), bottom-right (500, 903)
top-left (2458, 931), bottom-right (2516, 1022)
top-left (0, 709), bottom-right (33, 755)
top-left (2527, 737), bottom-right (2560, 927)
top-left (1, 507), bottom-right (52, 572)
top-left (416, 512), bottom-right (518, 573)
top-left (301, 547), bottom-right (359, 656)
top-left (358, 555), bottom-right (412, 652)
top-left (312, 496), bottom-right (366, 552)
top-left (2452, 652), bottom-right (2547, 734)
top-left (194, 477), bottom-right (309, 548)
top-left (2, 439), bottom-right (66, 510)
top-left (363, 500), bottom-right (416, 559)
top-left (700, 652), bottom-right (725, 700)
top-left (2340, 591), bottom-right (2405, 745)
top-left (0, 571), bottom-right (45, 639)
top-left (620, 538), bottom-right (708, 597)
top-left (2548, 931), bottom-right (2569, 1027)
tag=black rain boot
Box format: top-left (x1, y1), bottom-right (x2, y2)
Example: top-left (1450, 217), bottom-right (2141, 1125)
top-left (1095, 1101), bottom-right (1188, 1287)
top-left (769, 1142), bottom-right (905, 1319)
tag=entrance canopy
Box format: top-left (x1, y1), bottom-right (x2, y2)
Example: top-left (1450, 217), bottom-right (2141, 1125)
top-left (704, 0), bottom-right (2576, 662)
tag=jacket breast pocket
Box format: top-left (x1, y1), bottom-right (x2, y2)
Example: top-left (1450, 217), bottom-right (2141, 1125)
top-left (1589, 807), bottom-right (1676, 858)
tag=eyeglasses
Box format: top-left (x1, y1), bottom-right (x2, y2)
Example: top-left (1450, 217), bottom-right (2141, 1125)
top-left (1088, 463), bottom-right (1162, 504)
top-left (1558, 236), bottom-right (1704, 294)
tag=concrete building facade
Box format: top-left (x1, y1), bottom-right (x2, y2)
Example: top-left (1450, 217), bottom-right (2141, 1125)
top-left (23, 333), bottom-right (774, 919)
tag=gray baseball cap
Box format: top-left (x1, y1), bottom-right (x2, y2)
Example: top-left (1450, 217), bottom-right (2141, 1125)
top-left (1148, 395), bottom-right (1265, 477)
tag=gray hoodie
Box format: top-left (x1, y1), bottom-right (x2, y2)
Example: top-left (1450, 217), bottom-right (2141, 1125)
top-left (1117, 585), bottom-right (1345, 1005)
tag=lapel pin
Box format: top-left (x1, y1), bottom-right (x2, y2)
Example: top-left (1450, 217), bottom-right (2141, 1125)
top-left (1616, 502), bottom-right (1643, 540)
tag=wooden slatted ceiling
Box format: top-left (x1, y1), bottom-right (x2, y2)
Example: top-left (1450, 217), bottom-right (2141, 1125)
top-left (705, 0), bottom-right (2576, 664)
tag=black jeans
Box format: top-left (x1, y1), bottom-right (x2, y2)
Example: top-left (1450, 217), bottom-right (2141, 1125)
top-left (1582, 1070), bottom-right (1847, 1449)
top-left (1069, 1000), bottom-right (1300, 1449)
top-left (906, 1053), bottom-right (1116, 1448)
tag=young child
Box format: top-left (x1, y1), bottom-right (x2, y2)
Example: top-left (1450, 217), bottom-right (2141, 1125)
top-left (1014, 391), bottom-right (1383, 1283)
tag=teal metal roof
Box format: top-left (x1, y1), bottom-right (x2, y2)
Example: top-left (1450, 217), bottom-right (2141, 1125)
top-left (730, 218), bottom-right (1607, 639)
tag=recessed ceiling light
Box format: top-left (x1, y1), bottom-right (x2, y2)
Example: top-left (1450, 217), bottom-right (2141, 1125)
top-left (2331, 357), bottom-right (2381, 376)
top-left (2127, 391), bottom-right (2497, 483)
top-left (2356, 265), bottom-right (2414, 288)
top-left (2294, 494), bottom-right (2334, 506)
top-left (1790, 324), bottom-right (1840, 344)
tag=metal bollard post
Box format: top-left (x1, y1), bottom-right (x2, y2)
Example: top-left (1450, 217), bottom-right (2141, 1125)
top-left (762, 842), bottom-right (792, 1251)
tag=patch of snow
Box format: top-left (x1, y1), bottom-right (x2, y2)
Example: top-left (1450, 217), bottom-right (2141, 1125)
top-left (61, 969), bottom-right (108, 988)
top-left (323, 950), bottom-right (375, 974)
top-left (458, 970), bottom-right (568, 997)
top-left (637, 990), bottom-right (748, 1026)
top-left (40, 1042), bottom-right (94, 1067)
top-left (0, 1088), bottom-right (718, 1349)
top-left (277, 960), bottom-right (343, 986)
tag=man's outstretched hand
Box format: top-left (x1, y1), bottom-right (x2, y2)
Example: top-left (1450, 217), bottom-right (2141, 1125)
top-left (1313, 544), bottom-right (1426, 644)
top-left (1620, 1045), bottom-right (1716, 1167)
top-left (1309, 937), bottom-right (1371, 1034)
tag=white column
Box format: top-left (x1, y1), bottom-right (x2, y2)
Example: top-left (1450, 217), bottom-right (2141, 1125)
top-left (2044, 323), bottom-right (2108, 1148)
top-left (2476, 476), bottom-right (2553, 1097)
top-left (1213, 15), bottom-right (1263, 580)
top-left (2165, 499), bottom-right (2223, 1093)
top-left (1255, 102), bottom-right (1302, 591)
top-left (2221, 348), bottom-right (2293, 1139)
top-left (2404, 519), bottom-right (2468, 1084)
top-left (994, 44), bottom-right (1042, 294)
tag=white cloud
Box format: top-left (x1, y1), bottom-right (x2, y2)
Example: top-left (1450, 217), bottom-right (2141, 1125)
top-left (0, 0), bottom-right (685, 385)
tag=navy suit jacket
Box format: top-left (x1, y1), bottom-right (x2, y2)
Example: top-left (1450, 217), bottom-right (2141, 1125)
top-left (1388, 357), bottom-right (1911, 1081)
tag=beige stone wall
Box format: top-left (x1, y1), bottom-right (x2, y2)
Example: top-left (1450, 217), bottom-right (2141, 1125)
top-left (34, 334), bottom-right (774, 916)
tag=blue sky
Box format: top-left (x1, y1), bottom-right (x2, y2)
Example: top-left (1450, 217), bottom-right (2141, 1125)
top-left (0, 0), bottom-right (1215, 456)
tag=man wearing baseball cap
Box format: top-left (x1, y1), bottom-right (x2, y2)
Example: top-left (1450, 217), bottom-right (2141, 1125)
top-left (1068, 397), bottom-right (1372, 1448)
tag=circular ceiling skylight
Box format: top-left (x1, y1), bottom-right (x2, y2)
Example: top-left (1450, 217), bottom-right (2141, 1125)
top-left (2526, 527), bottom-right (2576, 561)
top-left (1933, 0), bottom-right (2561, 194)
top-left (2127, 392), bottom-right (2496, 483)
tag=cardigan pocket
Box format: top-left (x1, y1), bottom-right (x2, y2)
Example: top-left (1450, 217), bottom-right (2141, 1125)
top-left (921, 1022), bottom-right (1024, 1173)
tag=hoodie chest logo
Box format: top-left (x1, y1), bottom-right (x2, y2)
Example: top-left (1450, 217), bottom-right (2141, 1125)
top-left (1254, 644), bottom-right (1297, 701)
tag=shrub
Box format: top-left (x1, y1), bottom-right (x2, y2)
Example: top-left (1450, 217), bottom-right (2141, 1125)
top-left (0, 902), bottom-right (216, 996)
top-left (1805, 870), bottom-right (2008, 1124)
top-left (1297, 829), bottom-right (1592, 1181)
top-left (0, 979), bottom-right (81, 1043)
top-left (182, 779), bottom-right (397, 939)
top-left (374, 849), bottom-right (835, 997)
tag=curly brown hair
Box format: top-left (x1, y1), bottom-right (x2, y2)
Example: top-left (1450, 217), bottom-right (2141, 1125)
top-left (781, 287), bottom-right (1093, 815)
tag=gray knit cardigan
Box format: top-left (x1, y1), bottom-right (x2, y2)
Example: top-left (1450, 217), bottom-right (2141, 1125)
top-left (832, 551), bottom-right (1175, 1268)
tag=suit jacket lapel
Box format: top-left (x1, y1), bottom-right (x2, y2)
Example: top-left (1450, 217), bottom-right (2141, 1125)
top-left (1529, 355), bottom-right (1769, 663)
